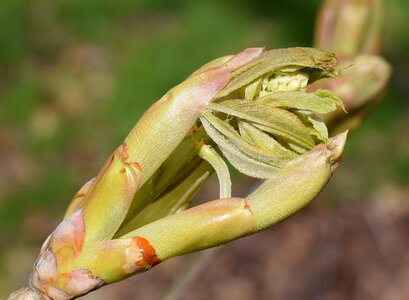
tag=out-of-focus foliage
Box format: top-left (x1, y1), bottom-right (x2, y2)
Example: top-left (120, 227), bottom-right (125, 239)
top-left (0, 0), bottom-right (408, 298)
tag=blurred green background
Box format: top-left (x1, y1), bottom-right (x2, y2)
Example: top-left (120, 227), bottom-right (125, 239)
top-left (1, 0), bottom-right (408, 299)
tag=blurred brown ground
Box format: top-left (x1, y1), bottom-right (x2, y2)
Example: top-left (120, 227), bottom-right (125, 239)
top-left (81, 185), bottom-right (409, 300)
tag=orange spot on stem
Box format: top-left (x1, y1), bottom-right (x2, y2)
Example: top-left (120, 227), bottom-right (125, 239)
top-left (133, 237), bottom-right (160, 267)
top-left (120, 143), bottom-right (129, 160)
top-left (244, 200), bottom-right (254, 215)
top-left (130, 162), bottom-right (142, 171)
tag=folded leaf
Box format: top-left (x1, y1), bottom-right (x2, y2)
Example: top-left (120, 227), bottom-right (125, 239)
top-left (295, 110), bottom-right (329, 142)
top-left (207, 100), bottom-right (315, 150)
top-left (216, 47), bottom-right (338, 99)
top-left (201, 112), bottom-right (288, 178)
top-left (256, 89), bottom-right (345, 113)
top-left (238, 121), bottom-right (298, 159)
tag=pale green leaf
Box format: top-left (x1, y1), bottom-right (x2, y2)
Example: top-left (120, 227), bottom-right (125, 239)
top-left (199, 145), bottom-right (231, 199)
top-left (238, 121), bottom-right (298, 159)
top-left (200, 113), bottom-right (283, 179)
top-left (295, 110), bottom-right (329, 143)
top-left (216, 47), bottom-right (338, 99)
top-left (207, 100), bottom-right (315, 150)
top-left (256, 89), bottom-right (345, 113)
top-left (238, 78), bottom-right (262, 100)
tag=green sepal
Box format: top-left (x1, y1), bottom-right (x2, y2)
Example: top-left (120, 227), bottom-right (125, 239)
top-left (248, 131), bottom-right (348, 232)
top-left (121, 126), bottom-right (211, 227)
top-left (122, 198), bottom-right (255, 261)
top-left (80, 144), bottom-right (141, 246)
top-left (116, 162), bottom-right (212, 236)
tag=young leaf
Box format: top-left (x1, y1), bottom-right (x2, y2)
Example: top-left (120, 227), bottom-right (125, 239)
top-left (207, 100), bottom-right (316, 149)
top-left (215, 47), bottom-right (338, 99)
top-left (238, 121), bottom-right (298, 159)
top-left (256, 89), bottom-right (345, 113)
top-left (200, 113), bottom-right (283, 179)
top-left (296, 110), bottom-right (329, 142)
